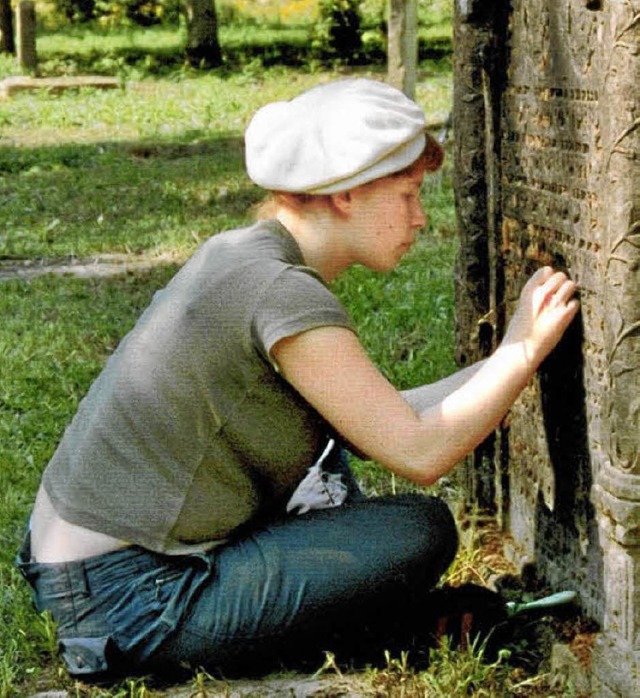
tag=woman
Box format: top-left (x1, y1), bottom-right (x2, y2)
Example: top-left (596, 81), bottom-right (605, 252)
top-left (18, 79), bottom-right (579, 678)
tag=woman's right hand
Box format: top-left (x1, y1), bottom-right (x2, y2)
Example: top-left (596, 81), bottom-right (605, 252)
top-left (502, 266), bottom-right (580, 371)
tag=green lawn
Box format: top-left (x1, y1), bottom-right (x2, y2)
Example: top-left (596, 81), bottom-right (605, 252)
top-left (0, 64), bottom-right (452, 259)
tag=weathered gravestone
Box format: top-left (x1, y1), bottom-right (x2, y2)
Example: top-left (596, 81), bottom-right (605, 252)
top-left (452, 1), bottom-right (639, 695)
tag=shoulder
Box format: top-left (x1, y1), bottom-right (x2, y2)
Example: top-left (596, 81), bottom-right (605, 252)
top-left (196, 219), bottom-right (305, 268)
top-left (159, 220), bottom-right (304, 307)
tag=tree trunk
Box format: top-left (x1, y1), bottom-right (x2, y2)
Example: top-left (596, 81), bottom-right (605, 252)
top-left (387, 0), bottom-right (417, 98)
top-left (184, 0), bottom-right (221, 69)
top-left (0, 0), bottom-right (15, 54)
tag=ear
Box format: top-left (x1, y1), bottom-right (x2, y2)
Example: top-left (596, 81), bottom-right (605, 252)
top-left (330, 190), bottom-right (353, 216)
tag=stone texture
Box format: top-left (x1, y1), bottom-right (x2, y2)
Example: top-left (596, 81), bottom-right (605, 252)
top-left (453, 1), bottom-right (639, 696)
top-left (551, 641), bottom-right (592, 695)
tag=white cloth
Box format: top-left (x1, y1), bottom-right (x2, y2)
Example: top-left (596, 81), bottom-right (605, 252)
top-left (286, 439), bottom-right (349, 515)
top-left (245, 78), bottom-right (427, 194)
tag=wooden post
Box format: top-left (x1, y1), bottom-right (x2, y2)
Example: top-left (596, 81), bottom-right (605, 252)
top-left (16, 1), bottom-right (36, 72)
top-left (0, 0), bottom-right (15, 54)
top-left (387, 0), bottom-right (417, 98)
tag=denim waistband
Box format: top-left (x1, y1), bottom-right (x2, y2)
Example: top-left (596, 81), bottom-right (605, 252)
top-left (16, 530), bottom-right (211, 596)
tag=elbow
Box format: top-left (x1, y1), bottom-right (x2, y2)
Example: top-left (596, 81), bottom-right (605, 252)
top-left (413, 470), bottom-right (441, 487)
top-left (406, 452), bottom-right (462, 487)
top-left (379, 431), bottom-right (462, 487)
top-left (401, 457), bottom-right (444, 487)
top-left (381, 455), bottom-right (441, 487)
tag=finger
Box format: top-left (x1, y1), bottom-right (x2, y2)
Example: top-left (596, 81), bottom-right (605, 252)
top-left (556, 297), bottom-right (581, 328)
top-left (543, 270), bottom-right (571, 293)
top-left (543, 277), bottom-right (578, 309)
top-left (534, 271), bottom-right (569, 312)
top-left (551, 279), bottom-right (579, 307)
top-left (567, 298), bottom-right (580, 315)
top-left (530, 266), bottom-right (554, 286)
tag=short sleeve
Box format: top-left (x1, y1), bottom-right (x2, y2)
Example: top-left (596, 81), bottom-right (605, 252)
top-left (252, 266), bottom-right (355, 365)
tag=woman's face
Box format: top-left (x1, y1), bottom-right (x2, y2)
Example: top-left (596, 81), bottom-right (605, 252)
top-left (345, 164), bottom-right (428, 273)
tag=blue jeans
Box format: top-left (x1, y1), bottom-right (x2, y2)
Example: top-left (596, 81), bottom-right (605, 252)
top-left (17, 492), bottom-right (458, 678)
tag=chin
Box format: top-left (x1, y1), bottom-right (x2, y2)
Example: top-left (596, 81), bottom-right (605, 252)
top-left (375, 260), bottom-right (401, 273)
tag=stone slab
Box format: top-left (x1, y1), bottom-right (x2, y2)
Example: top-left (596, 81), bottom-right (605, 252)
top-left (0, 75), bottom-right (120, 99)
top-left (551, 641), bottom-right (593, 696)
top-left (453, 1), bottom-right (639, 695)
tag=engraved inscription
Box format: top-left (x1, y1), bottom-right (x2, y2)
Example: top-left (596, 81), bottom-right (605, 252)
top-left (501, 80), bottom-right (603, 274)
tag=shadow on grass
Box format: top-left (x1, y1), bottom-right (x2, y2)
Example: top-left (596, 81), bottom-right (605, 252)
top-left (0, 132), bottom-right (264, 259)
top-left (0, 133), bottom-right (245, 174)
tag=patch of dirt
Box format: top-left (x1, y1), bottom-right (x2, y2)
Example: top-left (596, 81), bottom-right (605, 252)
top-left (32, 674), bottom-right (375, 698)
top-left (0, 252), bottom-right (184, 281)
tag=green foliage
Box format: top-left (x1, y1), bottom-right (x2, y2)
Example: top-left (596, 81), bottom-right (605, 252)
top-left (216, 0), bottom-right (318, 27)
top-left (27, 0), bottom-right (452, 74)
top-left (93, 0), bottom-right (172, 27)
top-left (312, 0), bottom-right (363, 62)
top-left (53, 0), bottom-right (96, 24)
top-left (46, 0), bottom-right (179, 27)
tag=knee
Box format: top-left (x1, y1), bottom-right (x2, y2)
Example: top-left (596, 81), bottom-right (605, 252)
top-left (397, 494), bottom-right (459, 575)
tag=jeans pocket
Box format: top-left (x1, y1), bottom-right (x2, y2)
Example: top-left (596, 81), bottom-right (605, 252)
top-left (31, 576), bottom-right (92, 634)
top-left (106, 565), bottom-right (195, 663)
top-left (59, 635), bottom-right (123, 676)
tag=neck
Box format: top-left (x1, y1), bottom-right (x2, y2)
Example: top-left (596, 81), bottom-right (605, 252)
top-left (276, 207), bottom-right (352, 282)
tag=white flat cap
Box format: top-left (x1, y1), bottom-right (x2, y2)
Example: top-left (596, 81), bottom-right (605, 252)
top-left (244, 78), bottom-right (428, 194)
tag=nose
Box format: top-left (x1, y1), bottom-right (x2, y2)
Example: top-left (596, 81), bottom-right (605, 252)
top-left (413, 200), bottom-right (427, 229)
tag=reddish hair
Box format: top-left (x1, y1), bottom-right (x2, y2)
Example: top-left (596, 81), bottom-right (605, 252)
top-left (392, 131), bottom-right (444, 178)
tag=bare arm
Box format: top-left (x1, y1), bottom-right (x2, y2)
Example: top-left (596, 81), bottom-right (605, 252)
top-left (273, 267), bottom-right (579, 486)
top-left (401, 360), bottom-right (487, 414)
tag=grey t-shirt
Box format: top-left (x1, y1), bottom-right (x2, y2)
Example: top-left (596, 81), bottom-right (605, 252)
top-left (42, 220), bottom-right (354, 554)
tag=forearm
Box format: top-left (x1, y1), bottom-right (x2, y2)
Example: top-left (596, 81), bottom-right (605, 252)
top-left (401, 342), bottom-right (536, 485)
top-left (398, 269), bottom-right (580, 484)
top-left (401, 360), bottom-right (487, 414)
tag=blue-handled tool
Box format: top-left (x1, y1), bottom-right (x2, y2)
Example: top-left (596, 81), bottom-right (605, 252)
top-left (506, 590), bottom-right (577, 617)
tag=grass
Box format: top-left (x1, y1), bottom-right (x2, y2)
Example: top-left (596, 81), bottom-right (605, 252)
top-left (0, 64), bottom-right (452, 260)
top-left (369, 643), bottom-right (514, 697)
